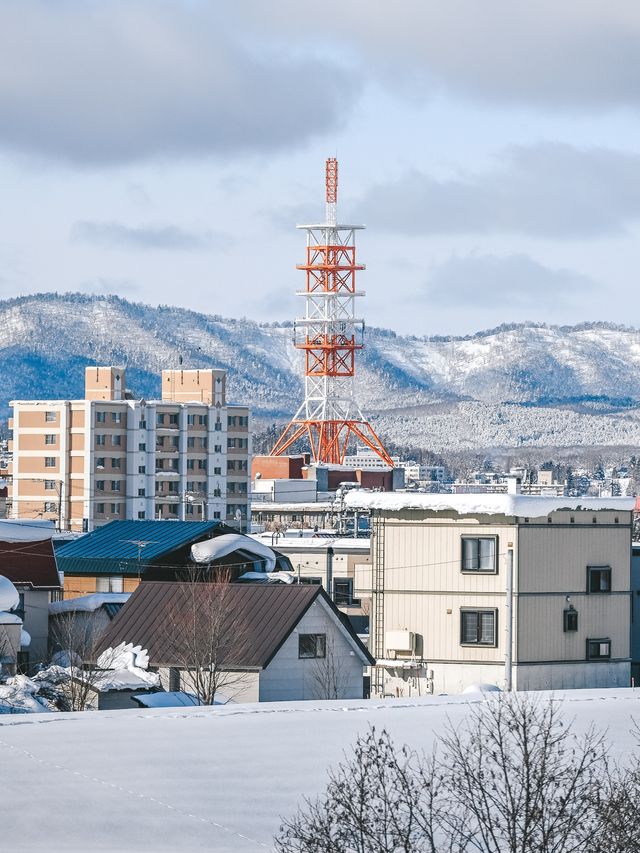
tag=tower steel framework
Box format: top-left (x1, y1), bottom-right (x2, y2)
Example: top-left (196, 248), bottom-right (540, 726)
top-left (270, 159), bottom-right (393, 466)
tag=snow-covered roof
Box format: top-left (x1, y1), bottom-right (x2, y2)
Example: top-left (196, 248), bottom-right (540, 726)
top-left (344, 492), bottom-right (636, 519)
top-left (253, 536), bottom-right (370, 552)
top-left (251, 502), bottom-right (333, 512)
top-left (0, 575), bottom-right (19, 611)
top-left (132, 691), bottom-right (201, 709)
top-left (0, 519), bottom-right (55, 542)
top-left (92, 668), bottom-right (159, 693)
top-left (49, 593), bottom-right (130, 615)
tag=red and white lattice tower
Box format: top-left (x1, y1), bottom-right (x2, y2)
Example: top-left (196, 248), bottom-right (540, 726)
top-left (270, 159), bottom-right (393, 466)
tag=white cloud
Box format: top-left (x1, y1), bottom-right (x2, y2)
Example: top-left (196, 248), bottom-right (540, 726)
top-left (70, 221), bottom-right (229, 252)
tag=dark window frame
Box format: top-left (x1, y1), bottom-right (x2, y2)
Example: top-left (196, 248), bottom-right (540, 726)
top-left (460, 608), bottom-right (498, 647)
top-left (563, 607), bottom-right (579, 632)
top-left (586, 638), bottom-right (611, 660)
top-left (587, 566), bottom-right (612, 594)
top-left (461, 536), bottom-right (498, 574)
top-left (298, 633), bottom-right (327, 659)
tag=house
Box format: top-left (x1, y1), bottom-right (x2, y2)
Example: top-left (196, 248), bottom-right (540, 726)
top-left (97, 583), bottom-right (374, 702)
top-left (0, 520), bottom-right (62, 669)
top-left (54, 519), bottom-right (256, 597)
top-left (346, 491), bottom-right (634, 696)
top-left (49, 593), bottom-right (130, 658)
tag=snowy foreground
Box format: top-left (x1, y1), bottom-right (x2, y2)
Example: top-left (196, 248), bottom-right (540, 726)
top-left (2, 689), bottom-right (640, 852)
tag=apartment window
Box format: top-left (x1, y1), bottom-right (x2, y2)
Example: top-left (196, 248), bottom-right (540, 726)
top-left (228, 416), bottom-right (237, 427)
top-left (227, 482), bottom-right (236, 493)
top-left (563, 607), bottom-right (579, 632)
top-left (171, 459), bottom-right (179, 471)
top-left (186, 503), bottom-right (194, 515)
top-left (45, 411), bottom-right (56, 422)
top-left (112, 434), bottom-right (122, 446)
top-left (187, 436), bottom-right (195, 449)
top-left (111, 457), bottom-right (121, 469)
top-left (138, 511), bottom-right (146, 520)
top-left (155, 460), bottom-right (164, 472)
top-left (214, 488), bottom-right (222, 498)
top-left (138, 465), bottom-right (146, 474)
top-left (169, 503), bottom-right (179, 514)
top-left (96, 411), bottom-right (106, 423)
top-left (460, 609), bottom-right (497, 646)
top-left (157, 413), bottom-right (165, 425)
top-left (237, 482), bottom-right (247, 494)
top-left (301, 577), bottom-right (322, 586)
top-left (44, 434), bottom-right (56, 445)
top-left (214, 444), bottom-right (222, 453)
top-left (96, 503), bottom-right (105, 514)
top-left (96, 480), bottom-right (105, 491)
top-left (198, 460), bottom-right (207, 470)
top-left (169, 413), bottom-right (179, 425)
top-left (138, 442), bottom-right (146, 452)
top-left (461, 537), bottom-right (497, 573)
top-left (110, 503), bottom-right (119, 514)
top-left (96, 576), bottom-right (123, 593)
top-left (44, 480), bottom-right (56, 490)
top-left (214, 420), bottom-right (222, 432)
top-left (139, 419), bottom-right (146, 429)
top-left (44, 457), bottom-right (56, 468)
top-left (111, 412), bottom-right (121, 423)
top-left (187, 414), bottom-right (195, 426)
top-left (298, 633), bottom-right (326, 659)
top-left (187, 459), bottom-right (195, 470)
top-left (213, 512), bottom-right (221, 520)
top-left (214, 466), bottom-right (222, 475)
top-left (227, 460), bottom-right (235, 471)
top-left (199, 437), bottom-right (207, 449)
top-left (156, 437), bottom-right (165, 450)
top-left (43, 501), bottom-right (57, 513)
top-left (587, 566), bottom-right (611, 593)
top-left (198, 415), bottom-right (207, 426)
top-left (199, 482), bottom-right (207, 492)
top-left (171, 436), bottom-right (179, 448)
top-left (111, 480), bottom-right (121, 492)
top-left (334, 578), bottom-right (358, 606)
top-left (96, 457), bottom-right (105, 469)
top-left (167, 482), bottom-right (178, 493)
top-left (138, 488), bottom-right (145, 497)
top-left (586, 638), bottom-right (611, 660)
top-left (96, 434), bottom-right (106, 446)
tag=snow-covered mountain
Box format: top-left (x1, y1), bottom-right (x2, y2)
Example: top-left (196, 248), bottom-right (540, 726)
top-left (3, 293), bottom-right (640, 451)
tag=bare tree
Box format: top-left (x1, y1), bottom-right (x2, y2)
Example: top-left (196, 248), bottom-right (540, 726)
top-left (311, 635), bottom-right (350, 700)
top-left (276, 727), bottom-right (457, 853)
top-left (440, 692), bottom-right (609, 853)
top-left (277, 694), bottom-right (624, 853)
top-left (162, 568), bottom-right (252, 705)
top-left (48, 609), bottom-right (117, 711)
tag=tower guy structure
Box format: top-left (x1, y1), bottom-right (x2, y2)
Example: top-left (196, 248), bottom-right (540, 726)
top-left (270, 159), bottom-right (393, 466)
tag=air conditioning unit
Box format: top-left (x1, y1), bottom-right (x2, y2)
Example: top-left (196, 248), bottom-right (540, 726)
top-left (385, 630), bottom-right (416, 655)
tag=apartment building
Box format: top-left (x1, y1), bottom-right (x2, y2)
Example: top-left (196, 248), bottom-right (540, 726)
top-left (8, 366), bottom-right (250, 532)
top-left (346, 491), bottom-right (634, 696)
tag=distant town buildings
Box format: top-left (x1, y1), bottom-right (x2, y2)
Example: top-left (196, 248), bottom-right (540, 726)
top-left (7, 366), bottom-right (250, 532)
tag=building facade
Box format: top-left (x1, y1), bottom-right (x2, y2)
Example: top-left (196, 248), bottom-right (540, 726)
top-left (346, 492), bottom-right (634, 697)
top-left (8, 367), bottom-right (250, 532)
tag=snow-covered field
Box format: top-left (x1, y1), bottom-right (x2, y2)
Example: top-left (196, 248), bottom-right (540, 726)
top-left (2, 689), bottom-right (640, 852)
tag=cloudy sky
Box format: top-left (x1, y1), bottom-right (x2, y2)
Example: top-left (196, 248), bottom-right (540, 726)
top-left (2, 1), bottom-right (640, 336)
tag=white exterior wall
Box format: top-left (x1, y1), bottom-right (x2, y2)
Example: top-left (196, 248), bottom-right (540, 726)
top-left (258, 598), bottom-right (366, 702)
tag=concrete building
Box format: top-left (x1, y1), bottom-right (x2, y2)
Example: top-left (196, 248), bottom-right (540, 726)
top-left (346, 491), bottom-right (634, 697)
top-left (7, 366), bottom-right (250, 532)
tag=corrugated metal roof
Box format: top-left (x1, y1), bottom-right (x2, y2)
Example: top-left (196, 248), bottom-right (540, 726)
top-left (56, 520), bottom-right (223, 576)
top-left (97, 582), bottom-right (374, 669)
top-left (0, 539), bottom-right (61, 589)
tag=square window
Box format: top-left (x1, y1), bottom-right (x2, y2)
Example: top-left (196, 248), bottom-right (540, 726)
top-left (214, 445), bottom-right (222, 453)
top-left (460, 609), bottom-right (497, 646)
top-left (111, 412), bottom-right (121, 423)
top-left (96, 435), bottom-right (106, 446)
top-left (112, 434), bottom-right (122, 446)
top-left (96, 480), bottom-right (105, 491)
top-left (111, 457), bottom-right (121, 469)
top-left (334, 578), bottom-right (358, 606)
top-left (43, 501), bottom-right (57, 513)
top-left (461, 537), bottom-right (497, 573)
top-left (586, 638), bottom-right (611, 660)
top-left (138, 488), bottom-right (145, 497)
top-left (44, 434), bottom-right (56, 445)
top-left (138, 465), bottom-right (146, 474)
top-left (96, 457), bottom-right (105, 468)
top-left (96, 503), bottom-right (105, 514)
top-left (110, 503), bottom-right (119, 514)
top-left (587, 566), bottom-right (611, 593)
top-left (198, 415), bottom-right (207, 426)
top-left (187, 437), bottom-right (195, 448)
top-left (139, 419), bottom-right (146, 429)
top-left (213, 512), bottom-right (221, 519)
top-left (214, 466), bottom-right (222, 475)
top-left (187, 414), bottom-right (195, 426)
top-left (169, 413), bottom-right (179, 425)
top-left (298, 633), bottom-right (326, 659)
top-left (44, 479), bottom-right (56, 490)
top-left (138, 511), bottom-right (146, 520)
top-left (157, 413), bottom-right (165, 425)
top-left (96, 412), bottom-right (106, 423)
top-left (45, 411), bottom-right (56, 422)
top-left (111, 480), bottom-right (121, 492)
top-left (44, 457), bottom-right (56, 468)
top-left (138, 442), bottom-right (146, 452)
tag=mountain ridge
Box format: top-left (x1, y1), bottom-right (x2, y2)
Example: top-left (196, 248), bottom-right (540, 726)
top-left (3, 292), bottom-right (640, 452)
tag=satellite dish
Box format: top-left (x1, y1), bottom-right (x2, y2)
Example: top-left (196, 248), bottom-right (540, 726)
top-left (255, 472), bottom-right (262, 479)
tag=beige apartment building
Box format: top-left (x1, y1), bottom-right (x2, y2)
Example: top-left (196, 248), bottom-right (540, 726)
top-left (7, 366), bottom-right (250, 532)
top-left (346, 492), bottom-right (634, 696)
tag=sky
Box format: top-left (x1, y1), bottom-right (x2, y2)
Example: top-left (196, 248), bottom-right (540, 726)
top-left (2, 1), bottom-right (640, 336)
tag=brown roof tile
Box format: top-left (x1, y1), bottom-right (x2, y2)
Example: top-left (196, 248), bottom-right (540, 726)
top-left (0, 539), bottom-right (61, 589)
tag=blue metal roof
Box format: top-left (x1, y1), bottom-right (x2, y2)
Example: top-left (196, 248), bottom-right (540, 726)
top-left (57, 520), bottom-right (222, 575)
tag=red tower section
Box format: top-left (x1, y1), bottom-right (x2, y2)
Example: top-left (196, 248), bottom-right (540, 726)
top-left (270, 160), bottom-right (393, 466)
